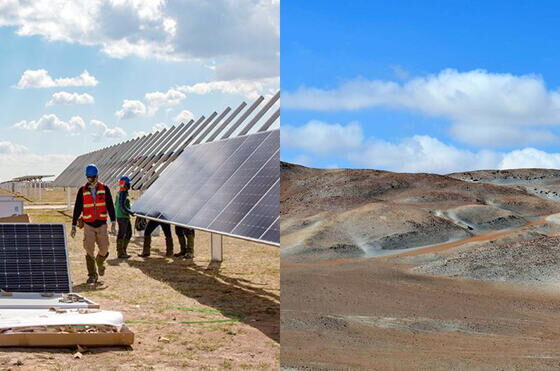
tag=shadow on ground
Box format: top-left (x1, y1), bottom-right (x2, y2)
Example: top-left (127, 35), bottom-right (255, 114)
top-left (123, 255), bottom-right (279, 343)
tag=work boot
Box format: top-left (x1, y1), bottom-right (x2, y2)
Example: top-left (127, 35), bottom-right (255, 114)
top-left (138, 235), bottom-right (151, 257)
top-left (165, 237), bottom-right (174, 257)
top-left (116, 239), bottom-right (124, 258)
top-left (121, 238), bottom-right (131, 259)
top-left (174, 235), bottom-right (187, 257)
top-left (96, 252), bottom-right (109, 276)
top-left (116, 239), bottom-right (131, 259)
top-left (85, 255), bottom-right (98, 284)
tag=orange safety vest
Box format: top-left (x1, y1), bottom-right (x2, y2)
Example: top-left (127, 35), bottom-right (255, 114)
top-left (82, 182), bottom-right (108, 223)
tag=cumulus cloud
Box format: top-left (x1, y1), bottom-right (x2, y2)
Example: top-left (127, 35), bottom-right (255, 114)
top-left (91, 119), bottom-right (126, 140)
top-left (47, 91), bottom-right (94, 106)
top-left (173, 110), bottom-right (194, 123)
top-left (118, 77), bottom-right (278, 120)
top-left (16, 69), bottom-right (98, 89)
top-left (282, 120), bottom-right (364, 155)
top-left (145, 88), bottom-right (185, 114)
top-left (13, 114), bottom-right (86, 132)
top-left (177, 77), bottom-right (278, 100)
top-left (152, 122), bottom-right (169, 132)
top-left (116, 100), bottom-right (147, 119)
top-left (0, 141), bottom-right (27, 154)
top-left (132, 131), bottom-right (149, 138)
top-left (284, 69), bottom-right (560, 147)
top-left (283, 120), bottom-right (560, 173)
top-left (0, 0), bottom-right (279, 80)
top-left (132, 122), bottom-right (170, 138)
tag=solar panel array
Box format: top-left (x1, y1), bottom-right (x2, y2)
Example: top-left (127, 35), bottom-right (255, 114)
top-left (132, 130), bottom-right (280, 246)
top-left (0, 224), bottom-right (71, 293)
top-left (53, 92), bottom-right (280, 190)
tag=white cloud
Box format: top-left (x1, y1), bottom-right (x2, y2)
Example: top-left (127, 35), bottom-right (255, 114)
top-left (499, 148), bottom-right (560, 169)
top-left (283, 120), bottom-right (560, 173)
top-left (13, 114), bottom-right (86, 132)
top-left (132, 131), bottom-right (149, 138)
top-left (0, 141), bottom-right (27, 154)
top-left (16, 69), bottom-right (98, 89)
top-left (177, 77), bottom-right (278, 100)
top-left (0, 0), bottom-right (279, 80)
top-left (145, 88), bottom-right (185, 114)
top-left (131, 122), bottom-right (169, 138)
top-left (348, 135), bottom-right (500, 174)
top-left (284, 69), bottom-right (560, 147)
top-left (152, 122), bottom-right (169, 132)
top-left (282, 120), bottom-right (364, 155)
top-left (116, 99), bottom-right (146, 119)
top-left (47, 91), bottom-right (94, 106)
top-left (173, 110), bottom-right (194, 123)
top-left (91, 119), bottom-right (126, 140)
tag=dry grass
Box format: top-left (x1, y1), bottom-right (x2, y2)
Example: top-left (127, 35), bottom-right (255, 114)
top-left (0, 190), bottom-right (280, 370)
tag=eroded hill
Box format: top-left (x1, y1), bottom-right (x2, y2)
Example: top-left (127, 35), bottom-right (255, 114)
top-left (281, 162), bottom-right (560, 260)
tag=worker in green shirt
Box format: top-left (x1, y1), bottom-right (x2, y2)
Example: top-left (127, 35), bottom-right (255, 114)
top-left (115, 176), bottom-right (135, 259)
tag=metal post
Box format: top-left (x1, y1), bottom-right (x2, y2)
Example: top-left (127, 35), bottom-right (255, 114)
top-left (39, 181), bottom-right (42, 201)
top-left (210, 233), bottom-right (223, 262)
top-left (66, 187), bottom-right (72, 210)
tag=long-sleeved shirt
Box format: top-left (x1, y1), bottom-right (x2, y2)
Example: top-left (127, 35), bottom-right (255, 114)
top-left (116, 190), bottom-right (134, 218)
top-left (72, 184), bottom-right (116, 228)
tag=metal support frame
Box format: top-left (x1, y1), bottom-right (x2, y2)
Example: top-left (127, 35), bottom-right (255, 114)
top-left (66, 187), bottom-right (72, 210)
top-left (51, 93), bottom-right (280, 192)
top-left (211, 233), bottom-right (223, 262)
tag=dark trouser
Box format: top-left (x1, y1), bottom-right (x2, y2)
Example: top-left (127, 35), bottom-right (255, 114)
top-left (143, 220), bottom-right (173, 256)
top-left (145, 220), bottom-right (171, 238)
top-left (117, 218), bottom-right (132, 241)
top-left (175, 226), bottom-right (195, 257)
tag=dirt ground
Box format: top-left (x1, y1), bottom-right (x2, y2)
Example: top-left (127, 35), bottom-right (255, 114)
top-left (281, 256), bottom-right (560, 370)
top-left (0, 188), bottom-right (280, 370)
top-left (280, 164), bottom-right (560, 370)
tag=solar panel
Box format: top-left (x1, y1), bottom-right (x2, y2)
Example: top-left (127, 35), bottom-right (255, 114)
top-left (0, 224), bottom-right (71, 293)
top-left (132, 130), bottom-right (280, 246)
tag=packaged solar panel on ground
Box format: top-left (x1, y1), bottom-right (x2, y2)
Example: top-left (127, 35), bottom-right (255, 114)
top-left (0, 200), bottom-right (23, 218)
top-left (0, 224), bottom-right (71, 293)
top-left (133, 130), bottom-right (280, 246)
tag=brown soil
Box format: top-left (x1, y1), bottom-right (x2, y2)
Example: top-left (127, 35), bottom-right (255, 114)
top-left (281, 163), bottom-right (560, 370)
top-left (282, 257), bottom-right (560, 370)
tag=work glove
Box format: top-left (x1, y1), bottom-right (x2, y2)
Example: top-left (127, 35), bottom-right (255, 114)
top-left (110, 221), bottom-right (117, 235)
top-left (70, 226), bottom-right (77, 239)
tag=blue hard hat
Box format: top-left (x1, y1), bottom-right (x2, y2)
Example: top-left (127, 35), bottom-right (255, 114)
top-left (85, 164), bottom-right (98, 177)
top-left (119, 176), bottom-right (131, 185)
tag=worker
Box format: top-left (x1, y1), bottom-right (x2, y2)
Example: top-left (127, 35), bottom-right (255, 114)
top-left (70, 164), bottom-right (117, 284)
top-left (138, 219), bottom-right (174, 257)
top-left (115, 176), bottom-right (134, 259)
top-left (174, 226), bottom-right (195, 262)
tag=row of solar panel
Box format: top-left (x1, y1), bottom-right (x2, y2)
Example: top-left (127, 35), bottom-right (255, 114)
top-left (133, 130), bottom-right (280, 245)
top-left (53, 92), bottom-right (279, 190)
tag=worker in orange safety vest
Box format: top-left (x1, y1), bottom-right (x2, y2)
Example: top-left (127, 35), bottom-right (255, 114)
top-left (70, 164), bottom-right (117, 284)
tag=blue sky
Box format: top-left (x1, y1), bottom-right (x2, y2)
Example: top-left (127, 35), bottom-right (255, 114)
top-left (0, 1), bottom-right (278, 181)
top-left (281, 0), bottom-right (560, 173)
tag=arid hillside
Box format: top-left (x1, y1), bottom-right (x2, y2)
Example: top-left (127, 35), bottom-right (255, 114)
top-left (281, 162), bottom-right (560, 260)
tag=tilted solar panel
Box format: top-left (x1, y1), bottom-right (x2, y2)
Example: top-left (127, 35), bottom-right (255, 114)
top-left (132, 130), bottom-right (280, 246)
top-left (0, 224), bottom-right (71, 293)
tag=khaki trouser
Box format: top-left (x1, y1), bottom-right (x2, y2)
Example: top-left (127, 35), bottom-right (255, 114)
top-left (83, 223), bottom-right (109, 258)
